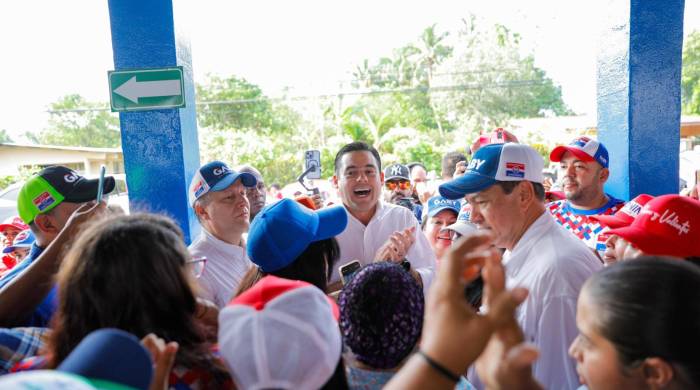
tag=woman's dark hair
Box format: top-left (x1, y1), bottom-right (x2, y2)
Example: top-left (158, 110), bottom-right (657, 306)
top-left (236, 237), bottom-right (340, 295)
top-left (48, 213), bottom-right (229, 383)
top-left (585, 257), bottom-right (700, 387)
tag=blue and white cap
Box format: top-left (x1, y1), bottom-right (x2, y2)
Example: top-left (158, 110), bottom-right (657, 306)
top-left (549, 136), bottom-right (609, 168)
top-left (426, 196), bottom-right (460, 218)
top-left (2, 229), bottom-right (34, 254)
top-left (439, 143), bottom-right (544, 200)
top-left (188, 161), bottom-right (257, 206)
top-left (442, 201), bottom-right (476, 237)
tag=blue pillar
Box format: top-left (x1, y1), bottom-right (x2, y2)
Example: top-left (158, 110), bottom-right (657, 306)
top-left (107, 0), bottom-right (200, 243)
top-left (597, 0), bottom-right (685, 200)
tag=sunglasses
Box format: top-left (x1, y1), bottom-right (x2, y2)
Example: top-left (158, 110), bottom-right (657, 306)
top-left (385, 180), bottom-right (411, 191)
top-left (187, 256), bottom-right (207, 279)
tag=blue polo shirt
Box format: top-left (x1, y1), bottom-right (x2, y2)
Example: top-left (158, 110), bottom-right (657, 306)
top-left (0, 243), bottom-right (57, 327)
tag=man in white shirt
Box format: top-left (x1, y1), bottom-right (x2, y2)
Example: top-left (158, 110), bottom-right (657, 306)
top-left (188, 161), bottom-right (258, 308)
top-left (439, 143), bottom-right (602, 390)
top-left (331, 141), bottom-right (436, 295)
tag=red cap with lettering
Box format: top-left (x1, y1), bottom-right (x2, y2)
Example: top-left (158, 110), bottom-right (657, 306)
top-left (607, 195), bottom-right (700, 259)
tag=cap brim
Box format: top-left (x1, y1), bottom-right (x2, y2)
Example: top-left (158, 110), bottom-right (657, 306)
top-left (0, 223), bottom-right (25, 232)
top-left (439, 173), bottom-right (496, 200)
top-left (64, 177), bottom-right (116, 203)
top-left (385, 176), bottom-right (409, 182)
top-left (607, 225), bottom-right (689, 258)
top-left (428, 206), bottom-right (459, 218)
top-left (589, 214), bottom-right (632, 229)
top-left (549, 146), bottom-right (594, 163)
top-left (443, 221), bottom-right (476, 236)
top-left (313, 205), bottom-right (348, 241)
top-left (211, 172), bottom-right (257, 192)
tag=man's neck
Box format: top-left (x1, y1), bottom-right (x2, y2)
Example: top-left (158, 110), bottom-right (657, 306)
top-left (204, 225), bottom-right (243, 246)
top-left (570, 192), bottom-right (609, 211)
top-left (346, 203), bottom-right (378, 226)
top-left (505, 204), bottom-right (546, 251)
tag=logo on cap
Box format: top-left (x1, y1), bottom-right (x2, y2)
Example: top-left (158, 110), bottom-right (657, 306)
top-left (33, 191), bottom-right (55, 211)
top-left (505, 162), bottom-right (525, 178)
top-left (643, 207), bottom-right (691, 236)
top-left (390, 165), bottom-right (403, 176)
top-left (621, 200), bottom-right (643, 218)
top-left (572, 137), bottom-right (591, 148)
top-left (14, 230), bottom-right (30, 242)
top-left (212, 166), bottom-right (230, 176)
top-left (467, 159), bottom-right (486, 171)
top-left (64, 172), bottom-right (79, 183)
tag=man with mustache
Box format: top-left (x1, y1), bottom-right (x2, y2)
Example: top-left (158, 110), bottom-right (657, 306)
top-left (188, 161), bottom-right (258, 308)
top-left (547, 137), bottom-right (624, 257)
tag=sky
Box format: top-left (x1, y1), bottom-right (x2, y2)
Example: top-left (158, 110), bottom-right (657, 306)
top-left (0, 0), bottom-right (698, 140)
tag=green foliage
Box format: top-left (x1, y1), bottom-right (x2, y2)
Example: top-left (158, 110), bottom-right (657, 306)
top-left (682, 30), bottom-right (700, 115)
top-left (0, 129), bottom-right (12, 143)
top-left (29, 94), bottom-right (120, 148)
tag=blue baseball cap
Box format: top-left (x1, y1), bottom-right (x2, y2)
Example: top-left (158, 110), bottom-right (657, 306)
top-left (2, 229), bottom-right (34, 254)
top-left (188, 161), bottom-right (257, 206)
top-left (57, 328), bottom-right (153, 390)
top-left (549, 136), bottom-right (609, 168)
top-left (247, 199), bottom-right (348, 272)
top-left (439, 143), bottom-right (544, 200)
top-left (426, 196), bottom-right (460, 218)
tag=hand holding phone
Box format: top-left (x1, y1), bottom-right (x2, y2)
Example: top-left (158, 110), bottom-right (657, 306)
top-left (96, 165), bottom-right (106, 203)
top-left (339, 260), bottom-right (362, 285)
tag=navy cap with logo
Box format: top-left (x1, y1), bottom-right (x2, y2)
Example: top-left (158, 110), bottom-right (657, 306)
top-left (384, 163), bottom-right (410, 181)
top-left (188, 161), bottom-right (257, 206)
top-left (426, 195), bottom-right (460, 218)
top-left (17, 166), bottom-right (116, 224)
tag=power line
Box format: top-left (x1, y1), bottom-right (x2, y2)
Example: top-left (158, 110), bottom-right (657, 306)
top-left (47, 79), bottom-right (547, 113)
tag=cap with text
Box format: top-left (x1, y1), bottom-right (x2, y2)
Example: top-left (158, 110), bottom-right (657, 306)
top-left (549, 136), bottom-right (609, 168)
top-left (590, 194), bottom-right (654, 229)
top-left (439, 143), bottom-right (544, 200)
top-left (384, 163), bottom-right (410, 182)
top-left (188, 161), bottom-right (257, 206)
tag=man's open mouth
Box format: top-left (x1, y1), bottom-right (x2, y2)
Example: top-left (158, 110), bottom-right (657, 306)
top-left (353, 188), bottom-right (371, 197)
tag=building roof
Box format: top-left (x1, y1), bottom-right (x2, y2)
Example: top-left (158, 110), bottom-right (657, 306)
top-left (0, 142), bottom-right (122, 153)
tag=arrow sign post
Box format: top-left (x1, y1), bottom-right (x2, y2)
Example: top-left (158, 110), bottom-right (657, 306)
top-left (109, 67), bottom-right (185, 111)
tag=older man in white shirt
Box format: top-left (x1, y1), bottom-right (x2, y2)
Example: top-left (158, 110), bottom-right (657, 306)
top-left (188, 161), bottom-right (258, 308)
top-left (439, 143), bottom-right (602, 390)
top-left (331, 142), bottom-right (436, 295)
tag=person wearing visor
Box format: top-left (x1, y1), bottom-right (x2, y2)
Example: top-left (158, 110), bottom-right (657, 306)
top-left (438, 143), bottom-right (601, 389)
top-left (588, 194), bottom-right (654, 266)
top-left (605, 194), bottom-right (700, 262)
top-left (384, 163), bottom-right (423, 222)
top-left (188, 161), bottom-right (258, 308)
top-left (0, 166), bottom-right (114, 326)
top-left (1, 229), bottom-right (35, 264)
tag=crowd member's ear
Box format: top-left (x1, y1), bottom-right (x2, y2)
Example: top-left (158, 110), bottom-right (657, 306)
top-left (33, 213), bottom-right (60, 236)
top-left (641, 357), bottom-right (674, 388)
top-left (599, 167), bottom-right (610, 184)
top-left (194, 202), bottom-right (210, 223)
top-left (517, 181), bottom-right (535, 207)
top-left (332, 175), bottom-right (339, 189)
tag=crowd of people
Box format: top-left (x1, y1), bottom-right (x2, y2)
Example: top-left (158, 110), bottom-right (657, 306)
top-left (0, 128), bottom-right (698, 389)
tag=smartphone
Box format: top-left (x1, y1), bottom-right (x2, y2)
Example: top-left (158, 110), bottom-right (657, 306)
top-left (96, 165), bottom-right (106, 203)
top-left (339, 260), bottom-right (362, 285)
top-left (304, 150), bottom-right (322, 180)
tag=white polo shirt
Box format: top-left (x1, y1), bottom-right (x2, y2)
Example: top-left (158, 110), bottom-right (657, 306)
top-left (189, 228), bottom-right (253, 308)
top-left (505, 212), bottom-right (601, 389)
top-left (332, 201), bottom-right (436, 295)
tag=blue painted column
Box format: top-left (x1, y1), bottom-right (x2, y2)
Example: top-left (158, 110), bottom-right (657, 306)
top-left (597, 0), bottom-right (685, 200)
top-left (107, 0), bottom-right (200, 243)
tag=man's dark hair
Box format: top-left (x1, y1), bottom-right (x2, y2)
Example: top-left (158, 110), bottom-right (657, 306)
top-left (334, 141), bottom-right (382, 174)
top-left (441, 152), bottom-right (467, 179)
top-left (496, 181), bottom-right (545, 202)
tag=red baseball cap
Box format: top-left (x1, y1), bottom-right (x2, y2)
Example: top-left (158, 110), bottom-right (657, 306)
top-left (607, 195), bottom-right (700, 258)
top-left (0, 217), bottom-right (28, 234)
top-left (590, 194), bottom-right (654, 229)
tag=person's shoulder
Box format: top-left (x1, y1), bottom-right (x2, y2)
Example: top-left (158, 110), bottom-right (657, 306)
top-left (545, 199), bottom-right (566, 213)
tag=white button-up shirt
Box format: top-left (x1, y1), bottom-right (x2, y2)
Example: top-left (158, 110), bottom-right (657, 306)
top-left (332, 201), bottom-right (436, 295)
top-left (188, 228), bottom-right (253, 308)
top-left (503, 212), bottom-right (601, 389)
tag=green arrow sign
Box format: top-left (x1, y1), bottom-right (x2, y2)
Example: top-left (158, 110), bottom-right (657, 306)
top-left (108, 67), bottom-right (185, 112)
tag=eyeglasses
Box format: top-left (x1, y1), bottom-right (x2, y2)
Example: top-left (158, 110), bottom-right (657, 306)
top-left (187, 256), bottom-right (207, 279)
top-left (385, 180), bottom-right (411, 191)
